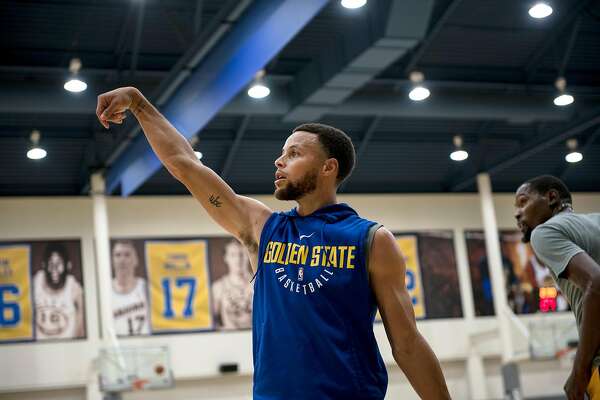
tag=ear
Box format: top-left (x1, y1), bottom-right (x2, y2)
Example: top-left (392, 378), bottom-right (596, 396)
top-left (322, 158), bottom-right (338, 179)
top-left (546, 189), bottom-right (560, 208)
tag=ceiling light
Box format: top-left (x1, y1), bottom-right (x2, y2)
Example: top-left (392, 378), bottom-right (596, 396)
top-left (450, 135), bottom-right (469, 161)
top-left (64, 79), bottom-right (87, 93)
top-left (247, 69), bottom-right (270, 99)
top-left (194, 151), bottom-right (203, 160)
top-left (248, 84), bottom-right (270, 99)
top-left (553, 77), bottom-right (574, 107)
top-left (408, 86), bottom-right (430, 101)
top-left (565, 138), bottom-right (582, 163)
top-left (408, 71), bottom-right (430, 101)
top-left (341, 0), bottom-right (367, 9)
top-left (529, 2), bottom-right (553, 19)
top-left (64, 58), bottom-right (87, 93)
top-left (27, 130), bottom-right (47, 160)
top-left (554, 94), bottom-right (574, 106)
top-left (565, 151), bottom-right (582, 163)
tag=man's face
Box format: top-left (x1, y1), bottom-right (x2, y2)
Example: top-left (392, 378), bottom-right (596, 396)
top-left (224, 241), bottom-right (249, 276)
top-left (44, 251), bottom-right (68, 290)
top-left (273, 131), bottom-right (327, 201)
top-left (514, 183), bottom-right (555, 243)
top-left (112, 243), bottom-right (138, 278)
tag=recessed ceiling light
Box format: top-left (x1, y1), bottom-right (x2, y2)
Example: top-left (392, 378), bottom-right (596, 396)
top-left (27, 147), bottom-right (47, 160)
top-left (529, 2), bottom-right (553, 19)
top-left (450, 150), bottom-right (469, 161)
top-left (565, 151), bottom-right (582, 163)
top-left (408, 86), bottom-right (430, 101)
top-left (553, 93), bottom-right (574, 106)
top-left (247, 83), bottom-right (270, 99)
top-left (64, 78), bottom-right (88, 93)
top-left (341, 0), bottom-right (367, 9)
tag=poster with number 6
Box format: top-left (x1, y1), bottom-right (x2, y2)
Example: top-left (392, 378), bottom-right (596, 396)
top-left (145, 240), bottom-right (212, 333)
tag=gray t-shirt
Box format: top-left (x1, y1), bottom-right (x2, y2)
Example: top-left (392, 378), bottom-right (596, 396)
top-left (530, 212), bottom-right (600, 367)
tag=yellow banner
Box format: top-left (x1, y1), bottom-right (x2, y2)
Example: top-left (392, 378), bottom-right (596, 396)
top-left (0, 245), bottom-right (33, 341)
top-left (397, 236), bottom-right (426, 319)
top-left (145, 240), bottom-right (212, 332)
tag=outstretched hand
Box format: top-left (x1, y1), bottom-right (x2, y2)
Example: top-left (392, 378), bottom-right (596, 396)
top-left (96, 87), bottom-right (139, 129)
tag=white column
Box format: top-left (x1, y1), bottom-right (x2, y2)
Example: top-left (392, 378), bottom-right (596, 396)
top-left (454, 228), bottom-right (488, 400)
top-left (477, 173), bottom-right (513, 363)
top-left (91, 172), bottom-right (118, 345)
top-left (89, 172), bottom-right (119, 400)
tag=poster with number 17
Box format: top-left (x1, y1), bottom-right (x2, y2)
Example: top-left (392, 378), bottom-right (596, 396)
top-left (145, 240), bottom-right (213, 333)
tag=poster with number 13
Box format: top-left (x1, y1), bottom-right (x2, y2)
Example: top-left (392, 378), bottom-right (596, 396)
top-left (145, 240), bottom-right (212, 333)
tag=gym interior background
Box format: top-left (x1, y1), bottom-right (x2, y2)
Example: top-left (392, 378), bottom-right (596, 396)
top-left (1, 0), bottom-right (600, 399)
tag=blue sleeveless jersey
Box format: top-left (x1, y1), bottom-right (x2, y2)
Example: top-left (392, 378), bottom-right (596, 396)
top-left (253, 203), bottom-right (387, 400)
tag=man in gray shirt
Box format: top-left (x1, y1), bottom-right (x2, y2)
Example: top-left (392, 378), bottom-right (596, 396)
top-left (514, 175), bottom-right (600, 400)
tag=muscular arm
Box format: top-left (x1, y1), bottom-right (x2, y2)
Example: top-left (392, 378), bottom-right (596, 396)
top-left (96, 87), bottom-right (271, 255)
top-left (369, 228), bottom-right (450, 399)
top-left (561, 252), bottom-right (600, 386)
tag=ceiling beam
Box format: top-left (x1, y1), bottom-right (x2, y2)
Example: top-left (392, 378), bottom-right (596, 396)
top-left (284, 0), bottom-right (435, 122)
top-left (450, 110), bottom-right (600, 191)
top-left (403, 0), bottom-right (463, 75)
top-left (524, 0), bottom-right (591, 82)
top-left (194, 0), bottom-right (204, 37)
top-left (220, 115), bottom-right (251, 179)
top-left (340, 116), bottom-right (380, 192)
top-left (558, 16), bottom-right (582, 77)
top-left (130, 1), bottom-right (146, 77)
top-left (1, 81), bottom-right (582, 123)
top-left (106, 0), bottom-right (329, 196)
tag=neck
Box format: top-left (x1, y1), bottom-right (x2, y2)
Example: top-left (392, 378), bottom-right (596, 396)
top-left (295, 189), bottom-right (337, 216)
top-left (115, 274), bottom-right (136, 292)
top-left (552, 202), bottom-right (574, 217)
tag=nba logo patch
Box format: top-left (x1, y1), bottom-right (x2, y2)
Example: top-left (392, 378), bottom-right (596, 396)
top-left (297, 267), bottom-right (304, 282)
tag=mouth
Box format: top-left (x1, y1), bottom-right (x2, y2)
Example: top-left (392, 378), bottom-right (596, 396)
top-left (274, 171), bottom-right (286, 183)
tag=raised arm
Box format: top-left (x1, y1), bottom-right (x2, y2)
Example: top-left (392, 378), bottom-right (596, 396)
top-left (369, 228), bottom-right (450, 399)
top-left (96, 87), bottom-right (272, 255)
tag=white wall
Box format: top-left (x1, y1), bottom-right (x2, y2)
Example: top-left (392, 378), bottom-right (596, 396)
top-left (1, 192), bottom-right (598, 399)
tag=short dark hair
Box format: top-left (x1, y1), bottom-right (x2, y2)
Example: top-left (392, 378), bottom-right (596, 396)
top-left (44, 242), bottom-right (69, 264)
top-left (293, 123), bottom-right (356, 184)
top-left (525, 175), bottom-right (572, 204)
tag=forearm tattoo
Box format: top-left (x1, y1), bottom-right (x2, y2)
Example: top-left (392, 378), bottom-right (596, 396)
top-left (209, 194), bottom-right (223, 208)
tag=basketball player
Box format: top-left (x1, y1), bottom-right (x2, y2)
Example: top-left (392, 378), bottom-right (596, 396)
top-left (33, 243), bottom-right (84, 340)
top-left (514, 175), bottom-right (600, 399)
top-left (111, 240), bottom-right (150, 336)
top-left (97, 87), bottom-right (450, 399)
top-left (212, 239), bottom-right (254, 330)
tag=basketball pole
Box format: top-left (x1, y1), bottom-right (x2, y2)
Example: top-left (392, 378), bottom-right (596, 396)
top-left (90, 172), bottom-right (122, 400)
top-left (477, 173), bottom-right (521, 399)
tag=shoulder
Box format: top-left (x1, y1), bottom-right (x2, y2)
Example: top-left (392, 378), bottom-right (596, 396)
top-left (136, 277), bottom-right (146, 289)
top-left (67, 276), bottom-right (83, 298)
top-left (370, 227), bottom-right (402, 266)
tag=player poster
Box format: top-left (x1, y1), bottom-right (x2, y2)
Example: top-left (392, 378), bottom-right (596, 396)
top-left (31, 240), bottom-right (85, 341)
top-left (109, 239), bottom-right (151, 337)
top-left (376, 231), bottom-right (462, 322)
top-left (145, 240), bottom-right (212, 333)
top-left (0, 239), bottom-right (85, 344)
top-left (0, 245), bottom-right (33, 342)
top-left (465, 230), bottom-right (569, 316)
top-left (416, 231), bottom-right (463, 319)
top-left (208, 238), bottom-right (253, 331)
top-left (396, 235), bottom-right (426, 319)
